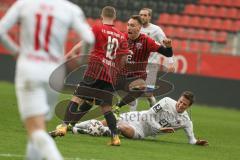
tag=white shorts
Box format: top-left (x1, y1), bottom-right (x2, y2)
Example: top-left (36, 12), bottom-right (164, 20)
top-left (15, 56), bottom-right (64, 121)
top-left (119, 112), bottom-right (145, 139)
top-left (146, 54), bottom-right (160, 87)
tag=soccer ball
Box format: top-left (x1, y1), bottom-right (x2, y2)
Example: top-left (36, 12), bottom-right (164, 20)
top-left (87, 120), bottom-right (104, 136)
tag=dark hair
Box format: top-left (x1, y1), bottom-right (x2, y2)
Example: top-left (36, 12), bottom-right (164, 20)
top-left (140, 8), bottom-right (152, 17)
top-left (101, 6), bottom-right (116, 18)
top-left (181, 91), bottom-right (195, 106)
top-left (130, 15), bottom-right (143, 25)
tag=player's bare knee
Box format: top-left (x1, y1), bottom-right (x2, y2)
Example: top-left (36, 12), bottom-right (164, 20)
top-left (118, 124), bottom-right (134, 139)
top-left (25, 115), bottom-right (45, 136)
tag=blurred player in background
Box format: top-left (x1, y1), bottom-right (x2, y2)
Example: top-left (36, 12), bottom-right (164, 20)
top-left (113, 15), bottom-right (174, 115)
top-left (50, 6), bottom-right (129, 146)
top-left (73, 91), bottom-right (208, 146)
top-left (126, 8), bottom-right (175, 112)
top-left (0, 0), bottom-right (94, 159)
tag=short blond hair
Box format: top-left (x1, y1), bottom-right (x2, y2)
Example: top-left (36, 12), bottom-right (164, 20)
top-left (101, 6), bottom-right (116, 18)
top-left (140, 8), bottom-right (152, 17)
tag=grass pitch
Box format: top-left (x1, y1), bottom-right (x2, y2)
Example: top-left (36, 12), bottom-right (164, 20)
top-left (0, 81), bottom-right (240, 160)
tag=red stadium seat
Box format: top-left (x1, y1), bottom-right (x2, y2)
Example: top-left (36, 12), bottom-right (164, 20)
top-left (184, 4), bottom-right (196, 15)
top-left (199, 0), bottom-right (212, 5)
top-left (196, 29), bottom-right (206, 41)
top-left (164, 27), bottom-right (175, 38)
top-left (181, 15), bottom-right (190, 27)
top-left (198, 5), bottom-right (208, 16)
top-left (237, 10), bottom-right (240, 19)
top-left (213, 0), bottom-right (224, 6)
top-left (211, 19), bottom-right (222, 30)
top-left (172, 39), bottom-right (180, 49)
top-left (206, 30), bottom-right (216, 42)
top-left (208, 6), bottom-right (217, 17)
top-left (171, 15), bottom-right (180, 26)
top-left (217, 32), bottom-right (227, 43)
top-left (175, 27), bottom-right (185, 39)
top-left (233, 21), bottom-right (240, 32)
top-left (173, 40), bottom-right (188, 52)
top-left (217, 7), bottom-right (227, 19)
top-left (227, 8), bottom-right (238, 19)
top-left (222, 20), bottom-right (234, 32)
top-left (191, 16), bottom-right (201, 28)
top-left (233, 0), bottom-right (240, 7)
top-left (201, 18), bottom-right (212, 29)
top-left (158, 13), bottom-right (170, 25)
top-left (222, 0), bottom-right (232, 7)
top-left (187, 28), bottom-right (196, 40)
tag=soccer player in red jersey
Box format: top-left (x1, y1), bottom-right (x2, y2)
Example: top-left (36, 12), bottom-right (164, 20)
top-left (50, 6), bottom-right (129, 146)
top-left (114, 15), bottom-right (174, 114)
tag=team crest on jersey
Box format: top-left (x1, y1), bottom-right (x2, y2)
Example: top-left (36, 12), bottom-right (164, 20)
top-left (152, 104), bottom-right (162, 113)
top-left (136, 43), bottom-right (143, 49)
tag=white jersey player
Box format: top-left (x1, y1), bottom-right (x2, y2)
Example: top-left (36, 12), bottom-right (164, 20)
top-left (127, 8), bottom-right (175, 111)
top-left (73, 91), bottom-right (208, 146)
top-left (0, 0), bottom-right (95, 159)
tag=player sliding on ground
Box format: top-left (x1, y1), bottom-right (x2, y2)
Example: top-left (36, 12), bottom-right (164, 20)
top-left (72, 91), bottom-right (209, 146)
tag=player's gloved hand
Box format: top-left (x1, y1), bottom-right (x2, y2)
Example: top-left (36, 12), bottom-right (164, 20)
top-left (162, 39), bottom-right (172, 48)
top-left (195, 139), bottom-right (209, 146)
top-left (160, 127), bottom-right (175, 133)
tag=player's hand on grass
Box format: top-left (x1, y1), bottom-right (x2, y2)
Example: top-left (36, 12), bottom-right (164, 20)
top-left (163, 39), bottom-right (172, 48)
top-left (195, 139), bottom-right (209, 146)
top-left (160, 127), bottom-right (175, 133)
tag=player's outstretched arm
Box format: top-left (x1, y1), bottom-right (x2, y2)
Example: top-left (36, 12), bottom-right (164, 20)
top-left (65, 41), bottom-right (82, 59)
top-left (160, 127), bottom-right (175, 133)
top-left (156, 38), bottom-right (173, 58)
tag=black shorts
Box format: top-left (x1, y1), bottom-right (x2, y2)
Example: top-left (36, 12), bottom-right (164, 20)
top-left (74, 77), bottom-right (114, 105)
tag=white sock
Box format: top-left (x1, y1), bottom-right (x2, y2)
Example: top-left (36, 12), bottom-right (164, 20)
top-left (26, 140), bottom-right (42, 160)
top-left (129, 99), bottom-right (138, 111)
top-left (31, 130), bottom-right (63, 160)
top-left (148, 96), bottom-right (156, 107)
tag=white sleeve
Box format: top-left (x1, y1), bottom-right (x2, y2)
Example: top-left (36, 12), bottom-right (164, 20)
top-left (71, 7), bottom-right (95, 45)
top-left (145, 109), bottom-right (162, 130)
top-left (183, 120), bottom-right (197, 144)
top-left (155, 27), bottom-right (174, 64)
top-left (155, 27), bottom-right (166, 43)
top-left (0, 1), bottom-right (21, 53)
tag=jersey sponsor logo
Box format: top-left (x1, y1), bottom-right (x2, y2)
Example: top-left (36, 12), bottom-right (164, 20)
top-left (136, 43), bottom-right (143, 49)
top-left (152, 103), bottom-right (162, 113)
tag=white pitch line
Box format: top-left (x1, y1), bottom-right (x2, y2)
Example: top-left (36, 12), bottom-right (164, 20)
top-left (0, 153), bottom-right (103, 160)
